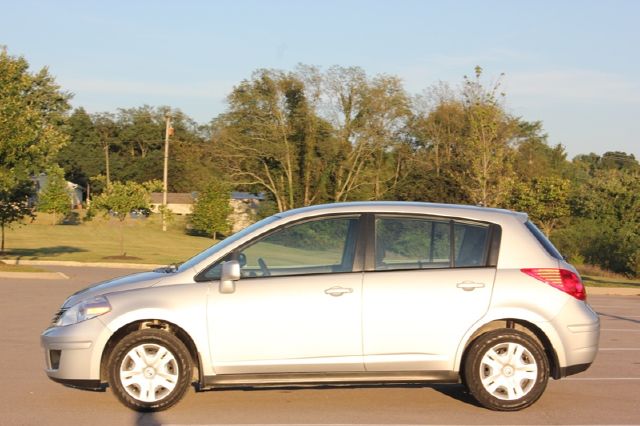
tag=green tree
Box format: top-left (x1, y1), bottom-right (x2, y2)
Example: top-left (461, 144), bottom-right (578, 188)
top-left (0, 48), bottom-right (71, 192)
top-left (0, 47), bottom-right (70, 249)
top-left (600, 151), bottom-right (639, 171)
top-left (557, 168), bottom-right (640, 276)
top-left (356, 74), bottom-right (412, 199)
top-left (320, 66), bottom-right (369, 202)
top-left (57, 108), bottom-right (101, 191)
top-left (93, 112), bottom-right (118, 186)
top-left (0, 180), bottom-right (35, 254)
top-left (402, 67), bottom-right (523, 206)
top-left (457, 66), bottom-right (517, 207)
top-left (508, 177), bottom-right (570, 235)
top-left (166, 113), bottom-right (218, 193)
top-left (37, 166), bottom-right (71, 224)
top-left (403, 85), bottom-right (467, 203)
top-left (91, 181), bottom-right (150, 256)
top-left (214, 66), bottom-right (413, 209)
top-left (214, 69), bottom-right (327, 211)
top-left (513, 121), bottom-right (570, 179)
top-left (59, 106), bottom-right (214, 193)
top-left (412, 88), bottom-right (464, 178)
top-left (190, 180), bottom-right (232, 239)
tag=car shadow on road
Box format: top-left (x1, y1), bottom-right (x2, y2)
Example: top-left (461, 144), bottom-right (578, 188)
top-left (134, 412), bottom-right (161, 426)
top-left (430, 383), bottom-right (482, 407)
top-left (197, 382), bottom-right (482, 408)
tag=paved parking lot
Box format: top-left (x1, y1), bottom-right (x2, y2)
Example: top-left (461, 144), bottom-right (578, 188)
top-left (0, 267), bottom-right (638, 425)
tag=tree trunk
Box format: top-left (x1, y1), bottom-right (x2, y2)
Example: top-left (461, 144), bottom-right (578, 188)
top-left (105, 144), bottom-right (111, 186)
top-left (119, 219), bottom-right (125, 256)
top-left (541, 220), bottom-right (555, 237)
top-left (1, 222), bottom-right (5, 254)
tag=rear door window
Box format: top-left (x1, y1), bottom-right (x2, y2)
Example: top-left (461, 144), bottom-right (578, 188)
top-left (375, 217), bottom-right (450, 270)
top-left (454, 222), bottom-right (490, 267)
top-left (374, 216), bottom-right (491, 270)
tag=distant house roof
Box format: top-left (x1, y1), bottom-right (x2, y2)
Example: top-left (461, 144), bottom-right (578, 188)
top-left (150, 191), bottom-right (264, 204)
top-left (231, 191), bottom-right (265, 200)
top-left (150, 192), bottom-right (195, 204)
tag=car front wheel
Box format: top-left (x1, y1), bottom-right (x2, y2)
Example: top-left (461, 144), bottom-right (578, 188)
top-left (108, 329), bottom-right (192, 411)
top-left (463, 329), bottom-right (549, 411)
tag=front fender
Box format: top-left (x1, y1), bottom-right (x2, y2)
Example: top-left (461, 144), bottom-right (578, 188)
top-left (99, 283), bottom-right (213, 376)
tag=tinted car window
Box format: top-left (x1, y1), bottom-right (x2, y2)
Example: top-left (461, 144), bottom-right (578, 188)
top-left (375, 217), bottom-right (491, 270)
top-left (375, 217), bottom-right (451, 270)
top-left (454, 222), bottom-right (490, 267)
top-left (178, 215), bottom-right (278, 273)
top-left (525, 220), bottom-right (564, 260)
top-left (237, 216), bottom-right (360, 278)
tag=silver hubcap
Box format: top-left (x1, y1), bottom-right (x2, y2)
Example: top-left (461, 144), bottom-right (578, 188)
top-left (119, 343), bottom-right (179, 403)
top-left (479, 341), bottom-right (538, 400)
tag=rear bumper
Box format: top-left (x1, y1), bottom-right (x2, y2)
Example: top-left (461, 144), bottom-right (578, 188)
top-left (559, 362), bottom-right (592, 378)
top-left (549, 300), bottom-right (600, 370)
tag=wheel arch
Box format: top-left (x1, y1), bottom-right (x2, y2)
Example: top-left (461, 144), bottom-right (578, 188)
top-left (457, 318), bottom-right (562, 380)
top-left (100, 319), bottom-right (203, 386)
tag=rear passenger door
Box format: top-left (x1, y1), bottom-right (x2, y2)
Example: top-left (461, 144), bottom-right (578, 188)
top-left (362, 215), bottom-right (497, 372)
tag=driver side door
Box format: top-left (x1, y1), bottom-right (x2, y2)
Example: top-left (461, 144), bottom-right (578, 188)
top-left (207, 215), bottom-right (365, 374)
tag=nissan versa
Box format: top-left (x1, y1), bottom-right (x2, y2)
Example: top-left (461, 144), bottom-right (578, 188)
top-left (41, 202), bottom-right (600, 411)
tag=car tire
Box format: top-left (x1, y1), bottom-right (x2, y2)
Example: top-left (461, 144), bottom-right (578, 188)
top-left (108, 329), bottom-right (192, 412)
top-left (463, 329), bottom-right (549, 411)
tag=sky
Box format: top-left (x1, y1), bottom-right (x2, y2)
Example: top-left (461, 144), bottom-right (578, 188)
top-left (2, 0), bottom-right (639, 159)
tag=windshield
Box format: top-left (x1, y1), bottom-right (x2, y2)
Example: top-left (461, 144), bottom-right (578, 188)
top-left (177, 215), bottom-right (279, 272)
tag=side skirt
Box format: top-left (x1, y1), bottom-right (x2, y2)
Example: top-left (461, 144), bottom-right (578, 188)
top-left (201, 371), bottom-right (459, 390)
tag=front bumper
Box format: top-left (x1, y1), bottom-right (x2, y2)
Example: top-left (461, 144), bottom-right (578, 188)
top-left (41, 316), bottom-right (113, 385)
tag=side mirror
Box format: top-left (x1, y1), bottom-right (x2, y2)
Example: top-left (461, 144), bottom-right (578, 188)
top-left (219, 260), bottom-right (240, 294)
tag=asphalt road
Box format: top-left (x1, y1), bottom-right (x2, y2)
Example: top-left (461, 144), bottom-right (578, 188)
top-left (1, 267), bottom-right (638, 425)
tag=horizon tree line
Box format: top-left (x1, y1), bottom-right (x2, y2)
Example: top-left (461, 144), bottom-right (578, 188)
top-left (1, 47), bottom-right (638, 276)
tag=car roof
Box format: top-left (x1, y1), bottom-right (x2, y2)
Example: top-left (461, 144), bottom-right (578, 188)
top-left (273, 201), bottom-right (528, 225)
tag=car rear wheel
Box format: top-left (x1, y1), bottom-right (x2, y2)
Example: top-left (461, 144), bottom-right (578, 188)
top-left (463, 329), bottom-right (549, 411)
top-left (108, 329), bottom-right (192, 412)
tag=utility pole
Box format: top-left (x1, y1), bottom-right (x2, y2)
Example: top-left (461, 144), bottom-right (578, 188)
top-left (104, 144), bottom-right (110, 187)
top-left (162, 114), bottom-right (172, 232)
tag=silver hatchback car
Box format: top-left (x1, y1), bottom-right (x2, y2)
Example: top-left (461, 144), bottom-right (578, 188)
top-left (42, 202), bottom-right (599, 411)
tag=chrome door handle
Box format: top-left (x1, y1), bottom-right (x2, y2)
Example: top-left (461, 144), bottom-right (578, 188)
top-left (456, 281), bottom-right (485, 291)
top-left (324, 286), bottom-right (353, 297)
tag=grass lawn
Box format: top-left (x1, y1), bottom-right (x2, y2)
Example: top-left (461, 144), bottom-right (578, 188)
top-left (2, 213), bottom-right (215, 265)
top-left (3, 214), bottom-right (640, 288)
top-left (582, 274), bottom-right (640, 289)
top-left (0, 262), bottom-right (47, 272)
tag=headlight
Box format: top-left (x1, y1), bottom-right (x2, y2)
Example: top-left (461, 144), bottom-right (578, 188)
top-left (55, 296), bottom-right (112, 327)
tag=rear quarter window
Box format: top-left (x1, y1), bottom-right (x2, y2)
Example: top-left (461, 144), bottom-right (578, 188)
top-left (525, 221), bottom-right (564, 260)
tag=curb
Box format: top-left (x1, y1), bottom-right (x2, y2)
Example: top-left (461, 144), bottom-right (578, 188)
top-left (586, 286), bottom-right (640, 296)
top-left (0, 271), bottom-right (69, 280)
top-left (1, 259), bottom-right (162, 270)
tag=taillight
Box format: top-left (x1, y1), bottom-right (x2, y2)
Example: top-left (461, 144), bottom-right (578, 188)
top-left (521, 268), bottom-right (587, 301)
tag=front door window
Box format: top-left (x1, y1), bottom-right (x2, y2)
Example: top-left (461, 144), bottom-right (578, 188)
top-left (238, 216), bottom-right (360, 277)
